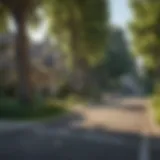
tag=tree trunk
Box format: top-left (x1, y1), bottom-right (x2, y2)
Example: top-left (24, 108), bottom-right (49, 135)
top-left (67, 7), bottom-right (86, 93)
top-left (14, 13), bottom-right (33, 104)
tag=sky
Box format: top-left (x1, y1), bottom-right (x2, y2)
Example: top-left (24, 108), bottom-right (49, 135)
top-left (110, 0), bottom-right (144, 68)
top-left (110, 0), bottom-right (132, 29)
top-left (110, 0), bottom-right (132, 42)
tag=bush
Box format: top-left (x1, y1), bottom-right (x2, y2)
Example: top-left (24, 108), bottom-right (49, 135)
top-left (152, 83), bottom-right (160, 124)
top-left (0, 97), bottom-right (67, 120)
top-left (56, 83), bottom-right (74, 99)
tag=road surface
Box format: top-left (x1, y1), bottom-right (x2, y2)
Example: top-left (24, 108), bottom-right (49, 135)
top-left (0, 97), bottom-right (160, 160)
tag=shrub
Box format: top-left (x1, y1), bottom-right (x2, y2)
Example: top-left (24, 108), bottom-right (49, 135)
top-left (152, 83), bottom-right (160, 124)
top-left (0, 97), bottom-right (66, 120)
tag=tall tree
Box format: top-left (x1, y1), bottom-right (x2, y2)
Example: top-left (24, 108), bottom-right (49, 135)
top-left (0, 0), bottom-right (109, 101)
top-left (0, 0), bottom-right (39, 103)
top-left (107, 27), bottom-right (133, 78)
top-left (92, 27), bottom-right (134, 91)
top-left (45, 0), bottom-right (109, 92)
top-left (129, 0), bottom-right (160, 85)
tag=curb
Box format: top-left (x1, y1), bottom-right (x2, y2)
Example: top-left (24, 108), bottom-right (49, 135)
top-left (0, 111), bottom-right (75, 133)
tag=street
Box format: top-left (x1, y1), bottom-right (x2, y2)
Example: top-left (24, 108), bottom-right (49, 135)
top-left (0, 97), bottom-right (160, 160)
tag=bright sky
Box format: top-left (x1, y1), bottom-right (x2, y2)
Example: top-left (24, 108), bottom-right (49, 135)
top-left (110, 0), bottom-right (131, 29)
top-left (29, 21), bottom-right (48, 42)
top-left (110, 0), bottom-right (132, 43)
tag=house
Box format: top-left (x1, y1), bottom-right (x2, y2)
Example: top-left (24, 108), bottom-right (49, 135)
top-left (0, 33), bottom-right (68, 96)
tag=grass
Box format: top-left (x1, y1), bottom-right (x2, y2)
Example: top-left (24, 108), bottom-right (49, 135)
top-left (152, 95), bottom-right (160, 124)
top-left (48, 94), bottom-right (87, 108)
top-left (63, 94), bottom-right (87, 106)
top-left (0, 97), bottom-right (67, 121)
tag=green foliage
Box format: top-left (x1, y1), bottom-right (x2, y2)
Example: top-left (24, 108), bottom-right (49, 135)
top-left (129, 0), bottom-right (160, 121)
top-left (91, 27), bottom-right (134, 91)
top-left (42, 0), bottom-right (109, 96)
top-left (0, 97), bottom-right (66, 120)
top-left (152, 92), bottom-right (160, 124)
top-left (0, 0), bottom-right (42, 31)
top-left (107, 28), bottom-right (133, 78)
top-left (0, 4), bottom-right (9, 32)
top-left (0, 0), bottom-right (109, 103)
top-left (143, 68), bottom-right (154, 95)
top-left (129, 0), bottom-right (160, 71)
top-left (45, 0), bottom-right (109, 67)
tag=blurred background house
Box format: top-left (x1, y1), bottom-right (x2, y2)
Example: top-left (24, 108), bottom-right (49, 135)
top-left (0, 33), bottom-right (68, 97)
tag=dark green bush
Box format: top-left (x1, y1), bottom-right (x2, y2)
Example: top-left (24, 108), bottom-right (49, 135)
top-left (0, 97), bottom-right (66, 120)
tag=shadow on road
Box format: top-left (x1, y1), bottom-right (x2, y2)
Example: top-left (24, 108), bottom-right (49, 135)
top-left (0, 111), bottom-right (141, 160)
top-left (0, 97), bottom-right (160, 160)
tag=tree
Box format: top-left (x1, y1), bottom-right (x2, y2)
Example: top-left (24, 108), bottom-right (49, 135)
top-left (45, 0), bottom-right (109, 92)
top-left (0, 4), bottom-right (9, 32)
top-left (107, 27), bottom-right (133, 79)
top-left (0, 0), bottom-right (40, 103)
top-left (91, 27), bottom-right (134, 91)
top-left (0, 0), bottom-right (109, 102)
top-left (129, 0), bottom-right (160, 84)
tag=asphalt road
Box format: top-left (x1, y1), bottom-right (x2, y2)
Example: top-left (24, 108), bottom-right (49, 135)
top-left (0, 127), bottom-right (140, 160)
top-left (0, 113), bottom-right (141, 160)
top-left (0, 118), bottom-right (160, 160)
top-left (0, 96), bottom-right (160, 160)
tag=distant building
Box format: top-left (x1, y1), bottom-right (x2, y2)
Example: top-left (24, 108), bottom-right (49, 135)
top-left (0, 33), bottom-right (68, 95)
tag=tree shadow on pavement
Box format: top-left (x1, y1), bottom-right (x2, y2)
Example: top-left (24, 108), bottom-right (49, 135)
top-left (0, 108), bottom-right (159, 160)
